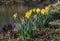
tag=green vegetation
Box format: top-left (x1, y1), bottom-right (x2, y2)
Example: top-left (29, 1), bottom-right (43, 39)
top-left (15, 5), bottom-right (60, 41)
top-left (0, 0), bottom-right (60, 41)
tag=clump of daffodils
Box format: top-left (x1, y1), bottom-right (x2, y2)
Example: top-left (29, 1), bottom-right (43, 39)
top-left (25, 6), bottom-right (50, 19)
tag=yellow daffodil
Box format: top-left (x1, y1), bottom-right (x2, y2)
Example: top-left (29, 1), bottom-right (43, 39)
top-left (36, 8), bottom-right (41, 13)
top-left (13, 13), bottom-right (17, 19)
top-left (25, 11), bottom-right (31, 18)
top-left (29, 9), bottom-right (33, 13)
top-left (45, 6), bottom-right (49, 11)
top-left (45, 9), bottom-right (49, 13)
top-left (45, 6), bottom-right (50, 13)
top-left (41, 9), bottom-right (45, 15)
top-left (33, 8), bottom-right (36, 12)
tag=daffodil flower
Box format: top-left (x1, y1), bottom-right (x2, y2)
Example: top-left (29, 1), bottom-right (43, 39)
top-left (25, 11), bottom-right (31, 18)
top-left (45, 6), bottom-right (50, 13)
top-left (45, 6), bottom-right (49, 11)
top-left (29, 9), bottom-right (33, 13)
top-left (41, 9), bottom-right (45, 15)
top-left (33, 8), bottom-right (36, 12)
top-left (36, 8), bottom-right (41, 13)
top-left (45, 10), bottom-right (49, 14)
top-left (13, 13), bottom-right (17, 19)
